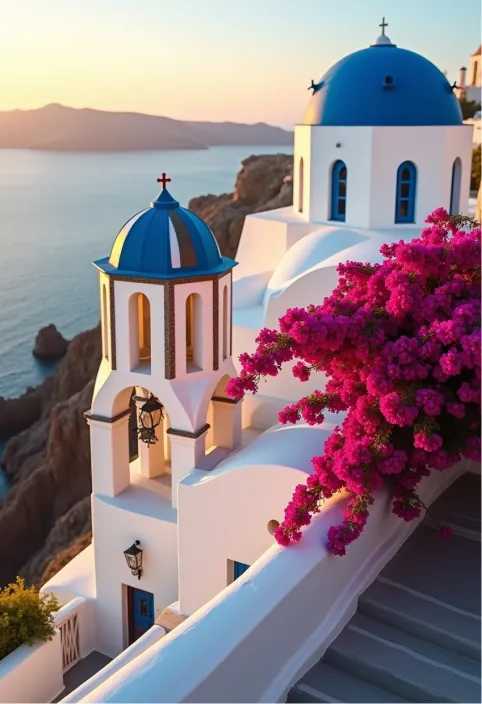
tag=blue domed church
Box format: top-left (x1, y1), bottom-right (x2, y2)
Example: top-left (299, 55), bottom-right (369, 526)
top-left (293, 23), bottom-right (471, 227)
top-left (39, 24), bottom-right (478, 704)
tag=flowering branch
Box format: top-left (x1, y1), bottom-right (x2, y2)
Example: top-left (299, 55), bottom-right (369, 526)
top-left (227, 209), bottom-right (481, 556)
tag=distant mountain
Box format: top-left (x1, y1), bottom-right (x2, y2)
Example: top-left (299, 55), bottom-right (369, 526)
top-left (0, 104), bottom-right (293, 152)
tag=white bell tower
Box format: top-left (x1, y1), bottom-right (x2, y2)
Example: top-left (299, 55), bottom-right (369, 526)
top-left (85, 175), bottom-right (241, 656)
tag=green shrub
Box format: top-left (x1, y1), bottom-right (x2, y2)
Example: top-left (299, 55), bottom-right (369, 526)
top-left (0, 577), bottom-right (59, 661)
top-left (471, 145), bottom-right (481, 192)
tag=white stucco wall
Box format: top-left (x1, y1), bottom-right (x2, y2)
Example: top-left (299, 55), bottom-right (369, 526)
top-left (0, 630), bottom-right (64, 704)
top-left (294, 125), bottom-right (373, 226)
top-left (92, 492), bottom-right (178, 657)
top-left (293, 124), bottom-right (473, 228)
top-left (369, 125), bottom-right (473, 227)
top-left (80, 461), bottom-right (471, 704)
top-left (177, 421), bottom-right (337, 615)
top-left (233, 208), bottom-right (317, 283)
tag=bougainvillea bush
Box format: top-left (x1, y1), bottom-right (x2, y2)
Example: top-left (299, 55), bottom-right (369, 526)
top-left (227, 209), bottom-right (481, 555)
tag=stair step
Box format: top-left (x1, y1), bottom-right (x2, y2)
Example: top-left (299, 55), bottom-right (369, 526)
top-left (359, 578), bottom-right (481, 660)
top-left (380, 524), bottom-right (481, 617)
top-left (287, 661), bottom-right (408, 703)
top-left (324, 612), bottom-right (481, 703)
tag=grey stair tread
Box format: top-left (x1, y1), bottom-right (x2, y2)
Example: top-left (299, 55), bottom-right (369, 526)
top-left (428, 473), bottom-right (481, 541)
top-left (325, 612), bottom-right (481, 703)
top-left (290, 661), bottom-right (408, 703)
top-left (424, 513), bottom-right (481, 542)
top-left (359, 578), bottom-right (481, 660)
top-left (380, 524), bottom-right (481, 616)
top-left (430, 473), bottom-right (481, 526)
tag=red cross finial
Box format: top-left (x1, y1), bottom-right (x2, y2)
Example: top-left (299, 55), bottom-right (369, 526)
top-left (157, 172), bottom-right (171, 189)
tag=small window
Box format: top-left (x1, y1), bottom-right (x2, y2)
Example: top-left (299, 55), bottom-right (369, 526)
top-left (101, 283), bottom-right (109, 362)
top-left (186, 293), bottom-right (203, 372)
top-left (330, 160), bottom-right (348, 222)
top-left (222, 285), bottom-right (229, 361)
top-left (129, 292), bottom-right (151, 371)
top-left (298, 157), bottom-right (304, 213)
top-left (395, 161), bottom-right (417, 224)
top-left (450, 158), bottom-right (462, 215)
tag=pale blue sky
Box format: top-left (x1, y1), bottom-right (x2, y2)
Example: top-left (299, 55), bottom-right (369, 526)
top-left (0, 0), bottom-right (480, 127)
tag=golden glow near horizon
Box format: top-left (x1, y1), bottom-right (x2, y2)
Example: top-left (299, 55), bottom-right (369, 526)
top-left (0, 0), bottom-right (480, 127)
top-left (0, 0), bottom-right (301, 127)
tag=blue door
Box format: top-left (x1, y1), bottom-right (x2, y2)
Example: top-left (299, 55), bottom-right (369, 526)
top-left (233, 561), bottom-right (250, 580)
top-left (129, 587), bottom-right (154, 644)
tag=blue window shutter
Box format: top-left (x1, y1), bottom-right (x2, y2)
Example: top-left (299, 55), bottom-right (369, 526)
top-left (330, 160), bottom-right (347, 222)
top-left (233, 561), bottom-right (250, 580)
top-left (395, 161), bottom-right (417, 223)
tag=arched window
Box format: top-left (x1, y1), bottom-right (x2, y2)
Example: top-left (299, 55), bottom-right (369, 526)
top-left (186, 293), bottom-right (203, 372)
top-left (101, 284), bottom-right (109, 362)
top-left (450, 158), bottom-right (462, 215)
top-left (330, 160), bottom-right (347, 222)
top-left (129, 293), bottom-right (151, 371)
top-left (138, 294), bottom-right (151, 361)
top-left (395, 161), bottom-right (417, 223)
top-left (222, 285), bottom-right (228, 360)
top-left (298, 157), bottom-right (304, 213)
top-left (472, 60), bottom-right (478, 86)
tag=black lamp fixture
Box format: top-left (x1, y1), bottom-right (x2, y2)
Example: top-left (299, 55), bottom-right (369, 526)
top-left (124, 540), bottom-right (143, 580)
top-left (137, 394), bottom-right (164, 445)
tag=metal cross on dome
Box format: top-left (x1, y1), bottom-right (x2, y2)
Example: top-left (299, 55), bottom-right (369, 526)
top-left (157, 172), bottom-right (172, 189)
top-left (379, 17), bottom-right (388, 35)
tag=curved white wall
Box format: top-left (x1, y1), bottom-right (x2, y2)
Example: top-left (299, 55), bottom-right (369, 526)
top-left (79, 460), bottom-right (470, 704)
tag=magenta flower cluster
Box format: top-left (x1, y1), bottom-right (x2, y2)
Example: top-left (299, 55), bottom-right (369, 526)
top-left (227, 209), bottom-right (481, 555)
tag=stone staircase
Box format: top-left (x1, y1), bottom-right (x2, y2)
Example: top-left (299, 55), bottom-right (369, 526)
top-left (287, 472), bottom-right (481, 703)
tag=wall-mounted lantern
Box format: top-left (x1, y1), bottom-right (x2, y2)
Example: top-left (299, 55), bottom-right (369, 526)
top-left (123, 540), bottom-right (143, 580)
top-left (137, 395), bottom-right (164, 445)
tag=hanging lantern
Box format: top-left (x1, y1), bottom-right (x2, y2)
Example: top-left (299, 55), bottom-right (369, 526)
top-left (123, 540), bottom-right (143, 580)
top-left (137, 395), bottom-right (164, 445)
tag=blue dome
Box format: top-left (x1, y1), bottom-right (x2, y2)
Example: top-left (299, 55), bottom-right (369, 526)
top-left (95, 185), bottom-right (236, 279)
top-left (304, 36), bottom-right (463, 127)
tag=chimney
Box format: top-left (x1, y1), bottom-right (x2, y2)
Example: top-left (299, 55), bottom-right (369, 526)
top-left (459, 66), bottom-right (467, 87)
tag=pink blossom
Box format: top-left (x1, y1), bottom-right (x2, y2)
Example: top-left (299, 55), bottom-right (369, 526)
top-left (227, 209), bottom-right (481, 555)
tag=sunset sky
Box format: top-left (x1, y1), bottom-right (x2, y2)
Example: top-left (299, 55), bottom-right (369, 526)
top-left (1, 0), bottom-right (480, 128)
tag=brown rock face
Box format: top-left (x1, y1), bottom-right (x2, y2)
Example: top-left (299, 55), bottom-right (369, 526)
top-left (189, 153), bottom-right (293, 258)
top-left (21, 497), bottom-right (92, 587)
top-left (33, 324), bottom-right (69, 360)
top-left (0, 326), bottom-right (101, 586)
top-left (0, 154), bottom-right (293, 587)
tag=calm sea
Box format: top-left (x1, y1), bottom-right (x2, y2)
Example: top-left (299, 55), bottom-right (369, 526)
top-left (0, 145), bottom-right (293, 401)
top-left (0, 145), bottom-right (293, 497)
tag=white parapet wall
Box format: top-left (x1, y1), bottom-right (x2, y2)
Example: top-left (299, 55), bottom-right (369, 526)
top-left (0, 629), bottom-right (64, 704)
top-left (61, 624), bottom-right (166, 703)
top-left (77, 460), bottom-right (471, 704)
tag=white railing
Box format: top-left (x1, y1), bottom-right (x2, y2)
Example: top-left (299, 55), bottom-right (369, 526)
top-left (57, 610), bottom-right (80, 673)
top-left (54, 596), bottom-right (96, 675)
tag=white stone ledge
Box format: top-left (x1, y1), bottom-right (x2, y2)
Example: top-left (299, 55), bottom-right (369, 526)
top-left (78, 460), bottom-right (472, 704)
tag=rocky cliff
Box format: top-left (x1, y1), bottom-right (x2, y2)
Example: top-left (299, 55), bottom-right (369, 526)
top-left (189, 153), bottom-right (293, 258)
top-left (0, 153), bottom-right (293, 587)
